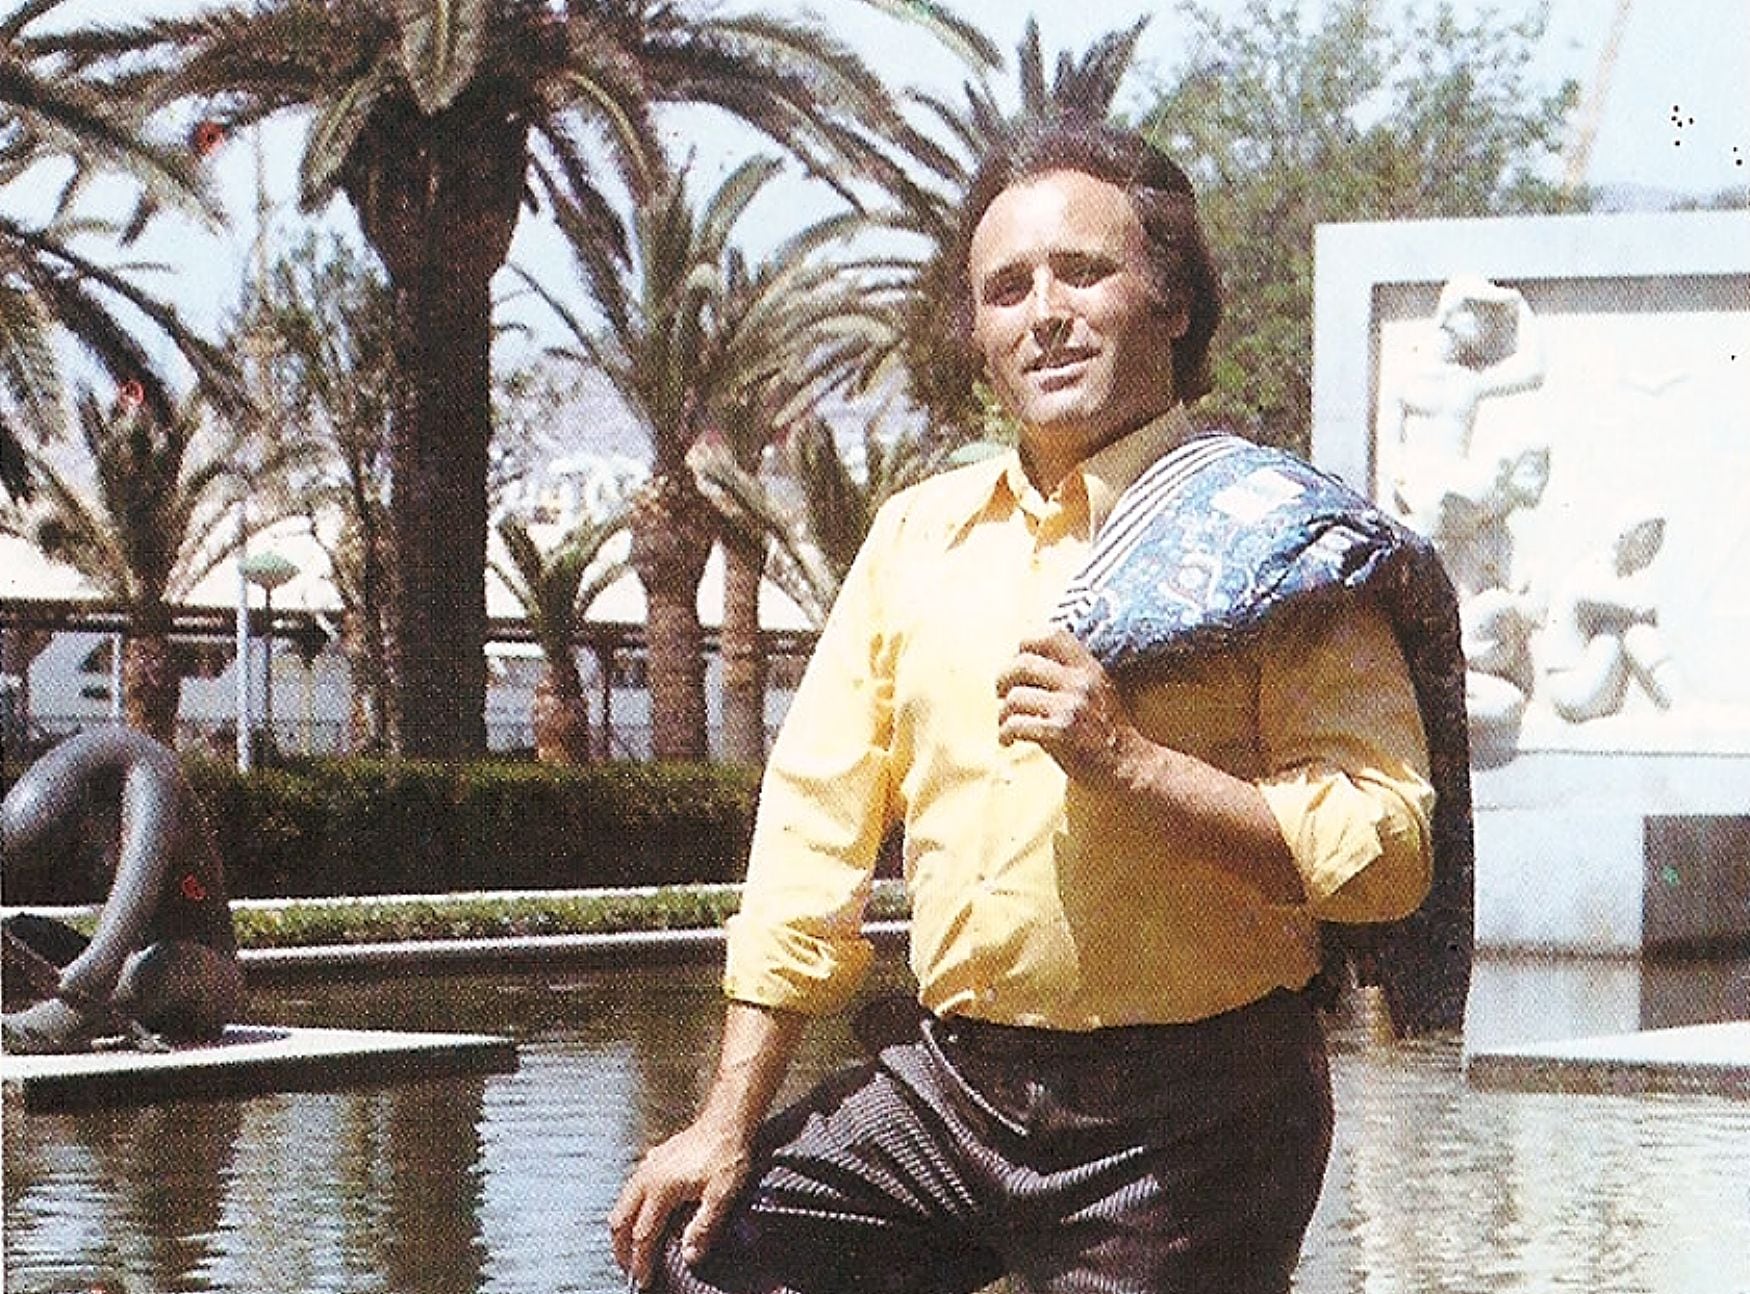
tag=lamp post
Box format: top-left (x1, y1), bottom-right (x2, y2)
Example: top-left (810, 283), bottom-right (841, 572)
top-left (242, 550), bottom-right (298, 764)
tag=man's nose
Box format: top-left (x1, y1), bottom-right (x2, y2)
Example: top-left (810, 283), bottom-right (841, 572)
top-left (1028, 275), bottom-right (1072, 350)
top-left (1031, 313), bottom-right (1072, 353)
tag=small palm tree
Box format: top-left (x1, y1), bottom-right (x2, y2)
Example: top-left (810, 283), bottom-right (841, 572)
top-left (692, 217), bottom-right (900, 763)
top-left (521, 156), bottom-right (797, 761)
top-left (239, 232), bottom-right (397, 749)
top-left (0, 391), bottom-right (307, 741)
top-left (692, 411), bottom-right (950, 630)
top-left (492, 508), bottom-right (627, 765)
top-left (0, 0), bottom-right (247, 499)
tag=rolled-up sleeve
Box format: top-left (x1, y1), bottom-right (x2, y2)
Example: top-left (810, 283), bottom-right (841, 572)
top-left (1255, 598), bottom-right (1434, 924)
top-left (722, 501), bottom-right (903, 1015)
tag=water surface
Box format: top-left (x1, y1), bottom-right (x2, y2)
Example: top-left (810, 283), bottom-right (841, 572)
top-left (6, 956), bottom-right (1749, 1293)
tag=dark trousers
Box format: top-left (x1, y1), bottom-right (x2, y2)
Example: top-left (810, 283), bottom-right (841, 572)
top-left (654, 989), bottom-right (1333, 1294)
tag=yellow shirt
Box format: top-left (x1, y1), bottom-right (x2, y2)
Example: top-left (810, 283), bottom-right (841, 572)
top-left (724, 411), bottom-right (1435, 1029)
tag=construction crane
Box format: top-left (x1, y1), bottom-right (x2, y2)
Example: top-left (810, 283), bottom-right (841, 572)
top-left (1561, 0), bottom-right (1634, 197)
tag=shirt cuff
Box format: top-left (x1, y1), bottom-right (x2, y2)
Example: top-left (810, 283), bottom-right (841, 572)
top-left (1258, 768), bottom-right (1433, 923)
top-left (722, 914), bottom-right (875, 1016)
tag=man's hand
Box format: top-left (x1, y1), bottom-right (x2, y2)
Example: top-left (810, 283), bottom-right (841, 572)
top-left (998, 630), bottom-right (1305, 903)
top-left (609, 1115), bottom-right (752, 1288)
top-left (609, 1002), bottom-right (805, 1288)
top-left (996, 629), bottom-right (1142, 787)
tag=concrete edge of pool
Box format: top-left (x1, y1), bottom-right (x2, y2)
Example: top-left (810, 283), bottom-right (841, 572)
top-left (233, 920), bottom-right (912, 981)
top-left (1, 1025), bottom-right (520, 1113)
top-left (10, 924), bottom-right (1746, 1108)
top-left (1465, 1021), bottom-right (1750, 1098)
top-left (0, 922), bottom-right (910, 1113)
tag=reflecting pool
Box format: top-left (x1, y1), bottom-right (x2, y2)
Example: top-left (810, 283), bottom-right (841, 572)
top-left (6, 955), bottom-right (1750, 1294)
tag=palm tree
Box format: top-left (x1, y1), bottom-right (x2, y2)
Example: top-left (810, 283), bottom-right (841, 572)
top-left (0, 0), bottom-right (247, 499)
top-left (690, 222), bottom-right (899, 764)
top-left (491, 508), bottom-right (627, 764)
top-left (0, 392), bottom-right (307, 741)
top-left (118, 0), bottom-right (977, 760)
top-left (692, 410), bottom-right (951, 630)
top-left (521, 157), bottom-right (793, 761)
top-left (238, 232), bottom-right (398, 750)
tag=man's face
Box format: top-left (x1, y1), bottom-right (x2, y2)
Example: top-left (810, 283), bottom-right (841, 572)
top-left (969, 169), bottom-right (1187, 480)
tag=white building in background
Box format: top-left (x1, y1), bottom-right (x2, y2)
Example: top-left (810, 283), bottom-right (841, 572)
top-left (2, 459), bottom-right (816, 759)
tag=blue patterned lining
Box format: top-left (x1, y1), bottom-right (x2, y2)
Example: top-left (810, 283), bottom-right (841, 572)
top-left (1054, 434), bottom-right (1474, 1037)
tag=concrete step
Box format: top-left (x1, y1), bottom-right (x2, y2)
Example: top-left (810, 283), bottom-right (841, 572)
top-left (2, 1023), bottom-right (517, 1112)
top-left (1465, 1021), bottom-right (1750, 1097)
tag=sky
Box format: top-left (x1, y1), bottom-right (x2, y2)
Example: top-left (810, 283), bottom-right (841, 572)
top-left (19, 0), bottom-right (1750, 389)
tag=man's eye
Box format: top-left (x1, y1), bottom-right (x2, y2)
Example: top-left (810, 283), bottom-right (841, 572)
top-left (1058, 260), bottom-right (1111, 287)
top-left (982, 276), bottom-right (1029, 307)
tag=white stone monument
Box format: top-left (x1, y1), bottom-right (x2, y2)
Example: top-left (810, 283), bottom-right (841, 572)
top-left (1312, 211), bottom-right (1750, 957)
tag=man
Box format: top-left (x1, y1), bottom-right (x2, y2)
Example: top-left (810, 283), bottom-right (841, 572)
top-left (611, 120), bottom-right (1437, 1294)
top-left (2, 726), bottom-right (243, 1052)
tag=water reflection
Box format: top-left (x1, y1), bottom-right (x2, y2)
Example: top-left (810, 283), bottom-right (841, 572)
top-left (4, 1095), bottom-right (241, 1291)
top-left (6, 956), bottom-right (1749, 1293)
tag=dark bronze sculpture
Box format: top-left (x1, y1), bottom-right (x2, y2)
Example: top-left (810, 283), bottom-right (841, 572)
top-left (2, 727), bottom-right (242, 1053)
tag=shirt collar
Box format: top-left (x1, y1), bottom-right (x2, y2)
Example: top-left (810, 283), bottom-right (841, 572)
top-left (1079, 405), bottom-right (1200, 533)
top-left (989, 404), bottom-right (1200, 535)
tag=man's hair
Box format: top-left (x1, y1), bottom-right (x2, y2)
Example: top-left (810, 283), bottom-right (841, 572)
top-left (952, 118), bottom-right (1222, 404)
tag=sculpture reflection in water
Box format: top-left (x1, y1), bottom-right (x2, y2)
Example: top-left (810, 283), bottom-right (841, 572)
top-left (2, 727), bottom-right (243, 1053)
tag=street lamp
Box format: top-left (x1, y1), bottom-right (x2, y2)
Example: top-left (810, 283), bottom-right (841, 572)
top-left (242, 550), bottom-right (298, 764)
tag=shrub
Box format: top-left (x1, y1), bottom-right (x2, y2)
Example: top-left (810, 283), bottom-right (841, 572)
top-left (185, 756), bottom-right (762, 899)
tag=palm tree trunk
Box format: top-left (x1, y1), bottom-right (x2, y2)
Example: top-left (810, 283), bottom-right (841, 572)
top-left (382, 269), bottom-right (493, 758)
top-left (121, 618), bottom-right (179, 744)
top-left (340, 608), bottom-right (390, 753)
top-left (629, 473), bottom-right (716, 761)
top-left (719, 533), bottom-right (767, 765)
top-left (533, 659), bottom-right (592, 766)
top-left (341, 88), bottom-right (528, 760)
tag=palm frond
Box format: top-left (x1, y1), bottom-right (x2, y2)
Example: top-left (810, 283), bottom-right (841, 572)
top-left (0, 276), bottom-right (61, 439)
top-left (848, 0), bottom-right (1002, 75)
top-left (6, 215), bottom-right (251, 420)
top-left (0, 56), bottom-right (217, 224)
top-left (695, 155), bottom-right (783, 263)
top-left (394, 0), bottom-right (488, 114)
top-left (299, 58), bottom-right (395, 206)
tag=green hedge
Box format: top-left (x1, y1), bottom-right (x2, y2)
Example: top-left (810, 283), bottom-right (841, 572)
top-left (185, 757), bottom-right (764, 899)
top-left (0, 757), bottom-right (750, 902)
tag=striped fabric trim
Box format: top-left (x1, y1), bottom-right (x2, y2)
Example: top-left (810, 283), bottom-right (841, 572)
top-left (1052, 433), bottom-right (1247, 630)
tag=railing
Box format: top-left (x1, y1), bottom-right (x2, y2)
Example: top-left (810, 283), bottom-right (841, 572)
top-left (2, 596), bottom-right (814, 769)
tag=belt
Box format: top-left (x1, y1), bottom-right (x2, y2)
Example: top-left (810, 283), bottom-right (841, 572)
top-left (934, 988), bottom-right (1312, 1063)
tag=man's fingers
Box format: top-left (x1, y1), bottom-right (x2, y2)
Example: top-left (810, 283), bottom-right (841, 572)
top-left (610, 1174), bottom-right (686, 1288)
top-left (606, 1182), bottom-right (644, 1281)
top-left (996, 653), bottom-right (1069, 699)
top-left (680, 1180), bottom-right (734, 1268)
top-left (631, 1187), bottom-right (683, 1288)
top-left (1000, 631), bottom-right (1100, 699)
top-left (1016, 628), bottom-right (1094, 666)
